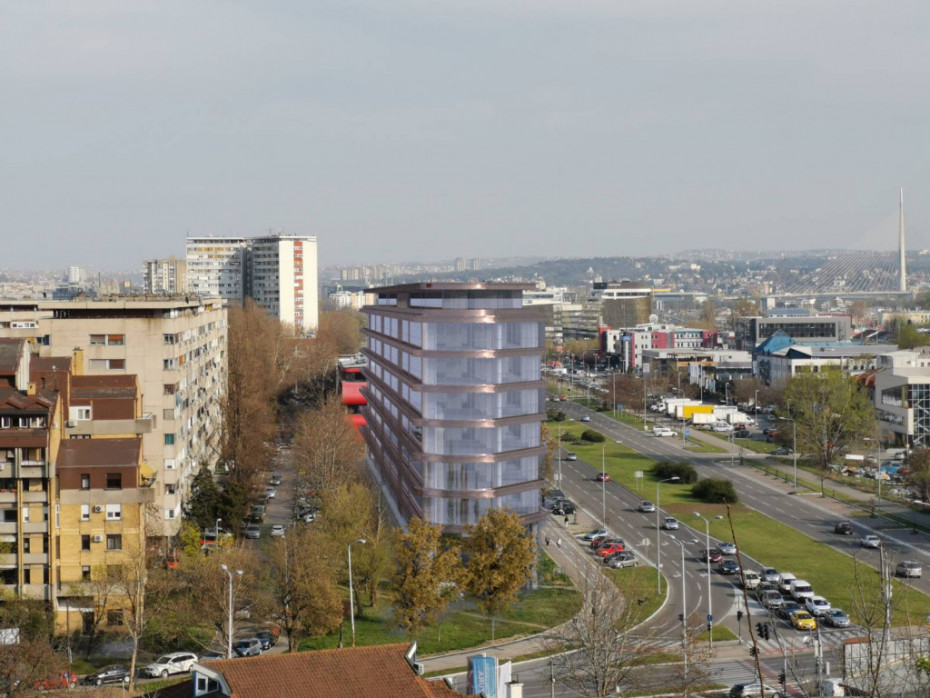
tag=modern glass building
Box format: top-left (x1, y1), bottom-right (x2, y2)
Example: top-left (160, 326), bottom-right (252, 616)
top-left (360, 283), bottom-right (546, 532)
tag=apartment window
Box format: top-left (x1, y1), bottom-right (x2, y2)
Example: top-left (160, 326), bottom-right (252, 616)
top-left (82, 566), bottom-right (91, 581)
top-left (163, 408), bottom-right (175, 421)
top-left (80, 504), bottom-right (90, 521)
top-left (81, 535), bottom-right (91, 551)
top-left (89, 359), bottom-right (125, 371)
top-left (107, 335), bottom-right (124, 346)
top-left (163, 383), bottom-right (177, 395)
top-left (23, 569), bottom-right (30, 584)
top-left (0, 417), bottom-right (10, 429)
top-left (164, 433), bottom-right (175, 446)
top-left (90, 334), bottom-right (106, 345)
top-left (43, 536), bottom-right (49, 553)
top-left (80, 473), bottom-right (90, 489)
top-left (107, 609), bottom-right (124, 626)
top-left (23, 537), bottom-right (30, 553)
top-left (105, 504), bottom-right (121, 520)
top-left (163, 333), bottom-right (177, 345)
top-left (105, 473), bottom-right (122, 490)
top-left (166, 508), bottom-right (176, 520)
top-left (106, 534), bottom-right (122, 550)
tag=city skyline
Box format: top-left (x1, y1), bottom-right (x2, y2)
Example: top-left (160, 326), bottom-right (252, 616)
top-left (3, 1), bottom-right (928, 270)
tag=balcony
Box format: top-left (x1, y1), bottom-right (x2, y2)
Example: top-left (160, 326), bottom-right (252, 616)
top-left (68, 413), bottom-right (155, 436)
top-left (0, 490), bottom-right (15, 504)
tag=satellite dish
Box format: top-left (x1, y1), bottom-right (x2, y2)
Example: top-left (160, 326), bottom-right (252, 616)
top-left (648, 314), bottom-right (659, 324)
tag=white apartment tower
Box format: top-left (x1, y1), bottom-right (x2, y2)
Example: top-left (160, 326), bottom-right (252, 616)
top-left (186, 237), bottom-right (248, 303)
top-left (143, 256), bottom-right (187, 295)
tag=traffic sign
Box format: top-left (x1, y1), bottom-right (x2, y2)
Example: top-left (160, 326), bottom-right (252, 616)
top-left (707, 614), bottom-right (713, 623)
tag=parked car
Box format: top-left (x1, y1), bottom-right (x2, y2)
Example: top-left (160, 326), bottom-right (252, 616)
top-left (734, 429), bottom-right (752, 439)
top-left (777, 572), bottom-right (797, 594)
top-left (860, 534), bottom-right (882, 549)
top-left (729, 682), bottom-right (784, 698)
top-left (592, 537), bottom-right (625, 551)
top-left (834, 521), bottom-right (854, 535)
top-left (597, 542), bottom-right (627, 558)
top-left (582, 527), bottom-right (609, 542)
top-left (245, 524), bottom-right (261, 540)
top-left (718, 542), bottom-right (737, 555)
top-left (142, 652), bottom-right (199, 678)
top-left (606, 551), bottom-right (638, 568)
top-left (34, 672), bottom-right (78, 690)
top-left (83, 666), bottom-right (132, 686)
top-left (270, 524), bottom-right (286, 537)
top-left (805, 596), bottom-right (831, 617)
top-left (638, 501), bottom-right (656, 513)
top-left (772, 447), bottom-right (793, 456)
top-left (791, 610), bottom-right (818, 631)
top-left (255, 629), bottom-right (279, 650)
top-left (662, 516), bottom-right (679, 530)
top-left (552, 501), bottom-right (575, 516)
top-left (702, 548), bottom-right (723, 564)
top-left (233, 638), bottom-right (263, 657)
top-left (264, 487), bottom-right (277, 499)
top-left (596, 472), bottom-right (611, 482)
top-left (896, 561), bottom-right (922, 578)
top-left (824, 608), bottom-right (850, 628)
top-left (718, 559), bottom-right (740, 575)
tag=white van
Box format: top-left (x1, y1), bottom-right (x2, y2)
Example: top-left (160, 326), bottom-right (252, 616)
top-left (789, 579), bottom-right (815, 601)
top-left (777, 572), bottom-right (797, 594)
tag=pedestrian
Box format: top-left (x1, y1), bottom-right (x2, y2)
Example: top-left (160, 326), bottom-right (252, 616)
top-left (545, 535), bottom-right (550, 547)
top-left (556, 538), bottom-right (562, 548)
top-left (564, 515), bottom-right (569, 525)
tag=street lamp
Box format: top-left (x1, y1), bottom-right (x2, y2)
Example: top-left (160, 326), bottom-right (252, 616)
top-left (219, 564), bottom-right (243, 659)
top-left (864, 437), bottom-right (882, 509)
top-left (601, 444), bottom-right (607, 528)
top-left (754, 389), bottom-right (759, 422)
top-left (348, 539), bottom-right (367, 647)
top-left (670, 537), bottom-right (689, 683)
top-left (656, 476), bottom-right (680, 593)
top-left (777, 416), bottom-right (798, 492)
top-left (693, 513), bottom-right (713, 649)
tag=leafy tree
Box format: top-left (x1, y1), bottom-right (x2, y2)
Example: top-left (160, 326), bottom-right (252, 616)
top-left (0, 597), bottom-right (63, 698)
top-left (692, 477), bottom-right (738, 503)
top-left (581, 429), bottom-right (605, 443)
top-left (391, 517), bottom-right (464, 638)
top-left (268, 526), bottom-right (343, 651)
top-left (187, 465), bottom-right (221, 531)
top-left (651, 461), bottom-right (698, 484)
top-left (699, 299), bottom-right (719, 330)
top-left (897, 323), bottom-right (930, 350)
top-left (904, 448), bottom-right (930, 503)
top-left (216, 479), bottom-right (249, 538)
top-left (461, 509), bottom-right (536, 638)
top-left (782, 367), bottom-right (876, 494)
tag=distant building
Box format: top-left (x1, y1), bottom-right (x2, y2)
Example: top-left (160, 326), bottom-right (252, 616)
top-left (735, 314), bottom-right (852, 351)
top-left (186, 236), bottom-right (248, 303)
top-left (360, 283), bottom-right (546, 532)
top-left (753, 333), bottom-right (895, 386)
top-left (874, 349), bottom-right (930, 449)
top-left (565, 281), bottom-right (653, 340)
top-left (601, 323), bottom-right (718, 372)
top-left (142, 257), bottom-right (187, 295)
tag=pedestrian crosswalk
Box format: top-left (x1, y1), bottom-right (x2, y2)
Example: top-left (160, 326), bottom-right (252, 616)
top-left (640, 626), bottom-right (863, 655)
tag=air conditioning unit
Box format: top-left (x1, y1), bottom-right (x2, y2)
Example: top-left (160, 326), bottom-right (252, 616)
top-left (66, 420), bottom-right (76, 428)
top-left (92, 535), bottom-right (103, 543)
top-left (93, 505), bottom-right (103, 513)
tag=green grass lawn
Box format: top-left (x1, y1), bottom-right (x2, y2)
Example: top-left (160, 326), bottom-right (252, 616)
top-left (298, 585), bottom-right (582, 655)
top-left (696, 625), bottom-right (738, 643)
top-left (684, 439), bottom-right (728, 454)
top-left (605, 565), bottom-right (666, 621)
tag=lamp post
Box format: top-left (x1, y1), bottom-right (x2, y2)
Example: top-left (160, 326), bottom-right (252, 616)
top-left (219, 564), bottom-right (243, 659)
top-left (864, 437), bottom-right (881, 509)
top-left (348, 539), bottom-right (367, 647)
top-left (557, 420), bottom-right (563, 487)
top-left (656, 476), bottom-right (680, 593)
top-left (754, 389), bottom-right (759, 422)
top-left (670, 537), bottom-right (689, 682)
top-left (601, 444), bottom-right (607, 528)
top-left (693, 513), bottom-right (713, 649)
top-left (778, 416), bottom-right (798, 492)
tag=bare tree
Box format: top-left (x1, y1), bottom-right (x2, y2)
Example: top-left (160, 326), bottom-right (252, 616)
top-left (292, 398), bottom-right (365, 496)
top-left (0, 596), bottom-right (63, 698)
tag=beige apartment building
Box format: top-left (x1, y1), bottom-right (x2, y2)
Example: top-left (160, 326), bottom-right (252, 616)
top-left (0, 297), bottom-right (227, 537)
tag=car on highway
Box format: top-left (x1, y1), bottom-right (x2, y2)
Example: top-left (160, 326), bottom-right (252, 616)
top-left (233, 638), bottom-right (263, 657)
top-left (756, 581), bottom-right (778, 598)
top-left (653, 427), bottom-right (677, 437)
top-left (760, 567), bottom-right (780, 583)
top-left (805, 595), bottom-right (831, 617)
top-left (718, 542), bottom-right (737, 555)
top-left (581, 527), bottom-right (609, 542)
top-left (702, 548), bottom-right (723, 563)
top-left (564, 451), bottom-right (578, 461)
top-left (264, 487), bottom-right (277, 499)
top-left (729, 682), bottom-right (784, 698)
top-left (777, 601), bottom-right (803, 621)
top-left (777, 572), bottom-right (797, 594)
top-left (860, 534), bottom-right (882, 549)
top-left (662, 516), bottom-right (679, 530)
top-left (552, 501), bottom-right (576, 516)
top-left (244, 524), bottom-right (261, 540)
top-left (896, 561), bottom-right (922, 578)
top-left (270, 524), bottom-right (286, 537)
top-left (834, 521), bottom-right (854, 535)
top-left (142, 652), bottom-right (199, 678)
top-left (791, 610), bottom-right (818, 631)
top-left (789, 580), bottom-right (814, 602)
top-left (638, 501), bottom-right (656, 513)
top-left (580, 415), bottom-right (591, 422)
top-left (596, 472), bottom-right (611, 482)
top-left (83, 666), bottom-right (132, 686)
top-left (824, 608), bottom-right (850, 628)
top-left (760, 590), bottom-right (784, 610)
top-left (606, 551), bottom-right (638, 568)
top-left (742, 571), bottom-right (761, 590)
top-left (718, 559), bottom-right (740, 575)
top-left (270, 473), bottom-right (283, 486)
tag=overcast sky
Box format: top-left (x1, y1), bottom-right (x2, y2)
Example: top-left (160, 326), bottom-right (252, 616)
top-left (2, 1), bottom-right (928, 270)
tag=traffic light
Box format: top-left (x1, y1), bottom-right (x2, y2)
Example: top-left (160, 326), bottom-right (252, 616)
top-left (678, 613), bottom-right (684, 622)
top-left (778, 672), bottom-right (787, 686)
top-left (737, 610), bottom-right (744, 622)
top-left (756, 622), bottom-right (764, 637)
top-left (761, 623), bottom-right (771, 640)
top-left (749, 647), bottom-right (757, 658)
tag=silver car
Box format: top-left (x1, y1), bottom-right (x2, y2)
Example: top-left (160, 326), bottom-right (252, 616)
top-left (896, 561), bottom-right (922, 578)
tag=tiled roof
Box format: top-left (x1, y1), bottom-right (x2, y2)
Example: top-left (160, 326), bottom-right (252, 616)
top-left (197, 644), bottom-right (473, 698)
top-left (57, 437), bottom-right (140, 468)
top-left (72, 374), bottom-right (137, 400)
top-left (0, 339), bottom-right (25, 375)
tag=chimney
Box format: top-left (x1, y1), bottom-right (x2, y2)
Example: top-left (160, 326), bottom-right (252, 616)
top-left (506, 680), bottom-right (523, 698)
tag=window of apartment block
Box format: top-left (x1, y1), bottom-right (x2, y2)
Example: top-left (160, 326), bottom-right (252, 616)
top-left (80, 473), bottom-right (90, 489)
top-left (164, 433), bottom-right (175, 446)
top-left (107, 335), bottom-right (124, 346)
top-left (163, 333), bottom-right (177, 345)
top-left (105, 504), bottom-right (121, 520)
top-left (107, 609), bottom-right (124, 626)
top-left (42, 536), bottom-right (49, 553)
top-left (81, 535), bottom-right (91, 551)
top-left (80, 504), bottom-right (90, 521)
top-left (105, 473), bottom-right (121, 490)
top-left (163, 408), bottom-right (175, 421)
top-left (90, 359), bottom-right (125, 371)
top-left (0, 416), bottom-right (9, 429)
top-left (166, 508), bottom-right (176, 520)
top-left (82, 566), bottom-right (91, 581)
top-left (23, 568), bottom-right (30, 585)
top-left (22, 537), bottom-right (30, 553)
top-left (106, 534), bottom-right (122, 550)
top-left (71, 407), bottom-right (92, 422)
top-left (90, 334), bottom-right (106, 345)
top-left (163, 383), bottom-right (177, 395)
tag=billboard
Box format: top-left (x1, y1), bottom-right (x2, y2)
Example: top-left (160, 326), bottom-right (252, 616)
top-left (467, 654), bottom-right (498, 697)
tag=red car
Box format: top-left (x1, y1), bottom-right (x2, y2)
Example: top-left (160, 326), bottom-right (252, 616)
top-left (35, 672), bottom-right (78, 690)
top-left (597, 542), bottom-right (626, 558)
top-left (596, 472), bottom-right (611, 482)
top-left (702, 548), bottom-right (723, 563)
top-left (591, 537), bottom-right (624, 550)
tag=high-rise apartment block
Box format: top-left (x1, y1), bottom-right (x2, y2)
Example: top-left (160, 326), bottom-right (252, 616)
top-left (360, 283), bottom-right (546, 532)
top-left (186, 234), bottom-right (318, 334)
top-left (142, 256), bottom-right (188, 295)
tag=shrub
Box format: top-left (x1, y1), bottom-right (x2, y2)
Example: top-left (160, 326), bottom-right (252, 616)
top-left (560, 432), bottom-right (581, 444)
top-left (692, 477), bottom-right (739, 504)
top-left (651, 461), bottom-right (698, 484)
top-left (580, 429), bottom-right (605, 443)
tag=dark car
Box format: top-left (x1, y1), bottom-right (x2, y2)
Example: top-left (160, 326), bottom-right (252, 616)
top-left (702, 548), bottom-right (723, 563)
top-left (83, 665), bottom-right (132, 686)
top-left (772, 447), bottom-right (793, 456)
top-left (718, 559), bottom-right (740, 575)
top-left (734, 429), bottom-right (752, 439)
top-left (777, 601), bottom-right (803, 621)
top-left (595, 472), bottom-right (611, 482)
top-left (834, 521), bottom-right (854, 535)
top-left (552, 501), bottom-right (575, 516)
top-left (255, 629), bottom-right (278, 650)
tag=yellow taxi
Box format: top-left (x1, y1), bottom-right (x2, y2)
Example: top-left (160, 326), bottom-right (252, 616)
top-left (791, 610), bottom-right (818, 631)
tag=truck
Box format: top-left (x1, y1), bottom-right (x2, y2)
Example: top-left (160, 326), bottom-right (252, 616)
top-left (670, 400), bottom-right (704, 419)
top-left (692, 412), bottom-right (717, 427)
top-left (682, 404), bottom-right (714, 420)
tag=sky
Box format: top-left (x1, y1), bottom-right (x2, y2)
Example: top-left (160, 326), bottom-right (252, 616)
top-left (2, 1), bottom-right (929, 270)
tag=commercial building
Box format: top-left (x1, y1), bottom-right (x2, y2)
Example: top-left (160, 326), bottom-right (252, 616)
top-left (601, 323), bottom-right (718, 373)
top-left (360, 283), bottom-right (546, 532)
top-left (753, 333), bottom-right (896, 387)
top-left (874, 349), bottom-right (930, 449)
top-left (186, 233), bottom-right (318, 334)
top-left (735, 313), bottom-right (852, 351)
top-left (0, 297), bottom-right (227, 537)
